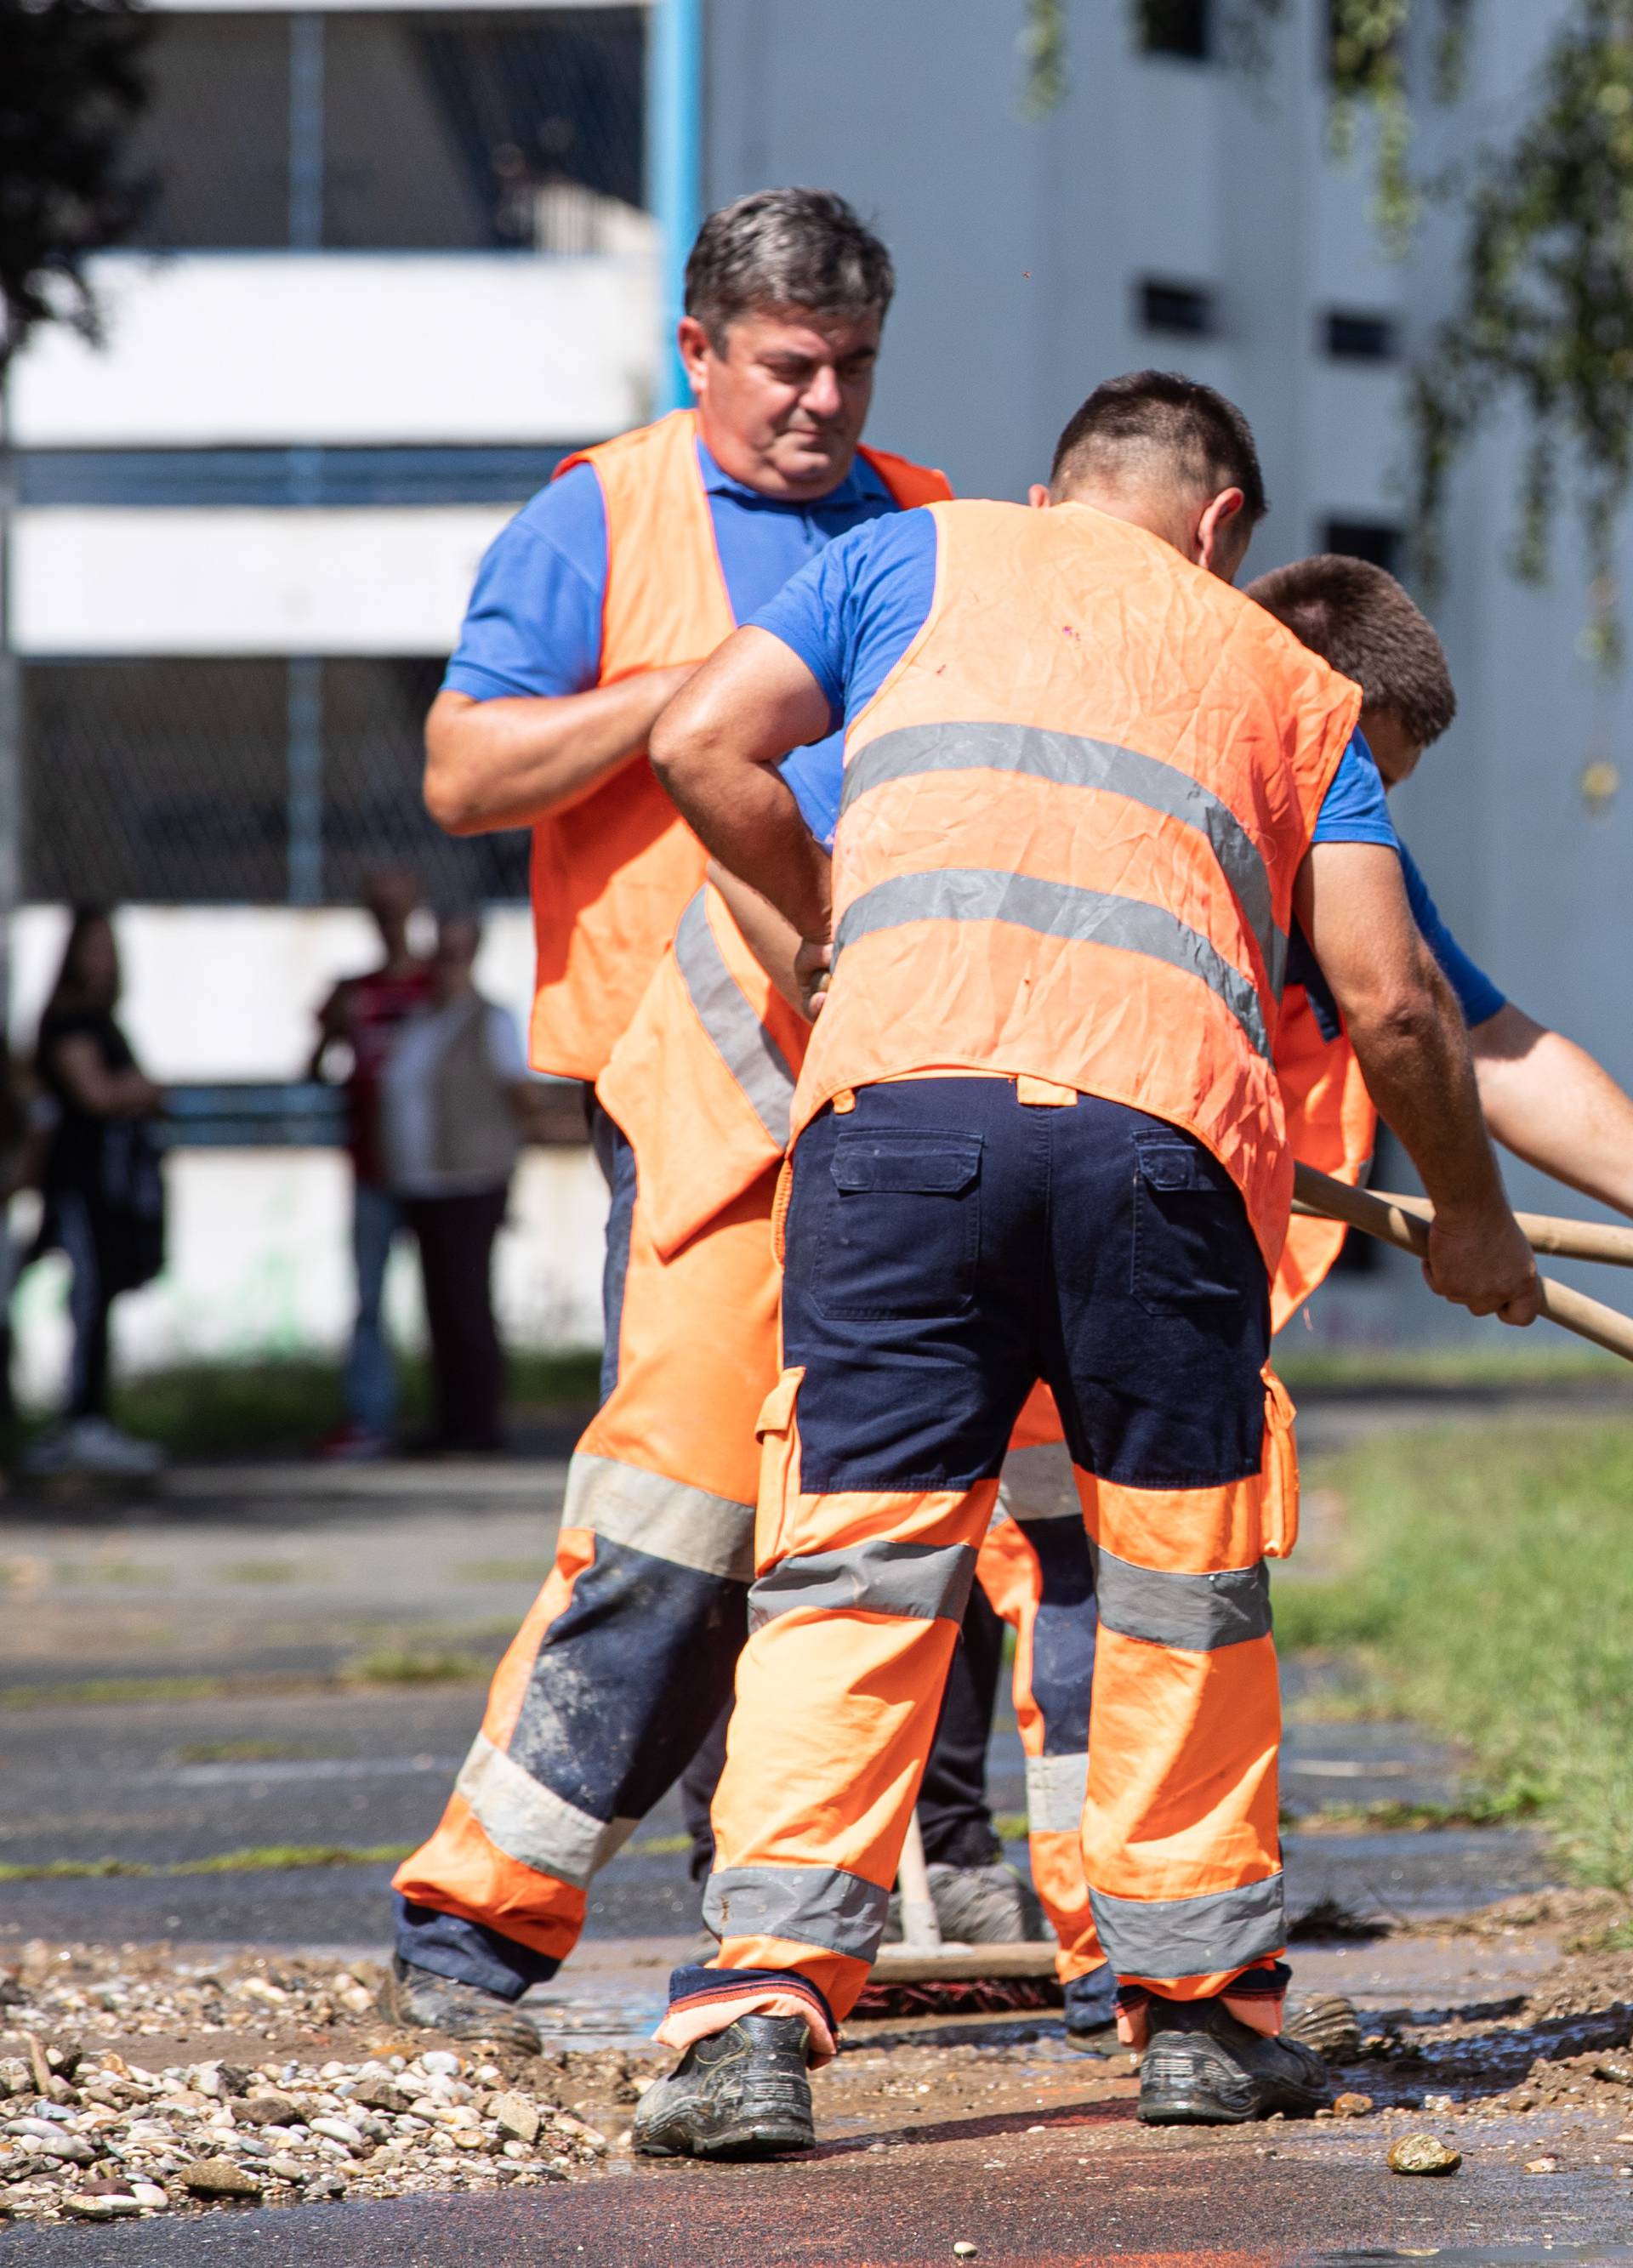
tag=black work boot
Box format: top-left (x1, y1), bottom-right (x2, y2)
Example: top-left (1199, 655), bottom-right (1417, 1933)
top-left (377, 1955), bottom-right (540, 2054)
top-left (634, 2015), bottom-right (815, 2159)
top-left (1137, 1993), bottom-right (1328, 2124)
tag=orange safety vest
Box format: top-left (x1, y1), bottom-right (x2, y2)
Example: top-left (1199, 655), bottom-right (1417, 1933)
top-left (1272, 987), bottom-right (1377, 1331)
top-left (795, 499), bottom-right (1363, 1267)
top-left (528, 410), bottom-right (951, 1081)
top-left (597, 880), bottom-right (811, 1259)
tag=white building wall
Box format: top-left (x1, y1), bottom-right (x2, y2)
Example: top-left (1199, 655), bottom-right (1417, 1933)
top-left (12, 253), bottom-right (658, 449)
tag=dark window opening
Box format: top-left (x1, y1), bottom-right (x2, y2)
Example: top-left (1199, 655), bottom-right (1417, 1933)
top-left (1138, 0), bottom-right (1210, 60)
top-left (23, 657), bottom-right (529, 907)
top-left (1324, 309), bottom-right (1397, 362)
top-left (1323, 520), bottom-right (1404, 575)
top-left (128, 9), bottom-right (647, 253)
top-left (1139, 278), bottom-right (1216, 337)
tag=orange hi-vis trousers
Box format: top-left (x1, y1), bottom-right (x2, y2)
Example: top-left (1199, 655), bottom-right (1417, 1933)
top-left (392, 1118), bottom-right (780, 1988)
top-left (392, 1112), bottom-right (1072, 1998)
top-left (663, 1078), bottom-right (1294, 2055)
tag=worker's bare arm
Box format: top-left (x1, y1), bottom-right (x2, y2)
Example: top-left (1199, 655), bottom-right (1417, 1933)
top-left (1295, 841), bottom-right (1539, 1324)
top-left (424, 669), bottom-right (694, 837)
top-left (707, 861), bottom-right (811, 1017)
top-left (650, 628), bottom-right (834, 947)
top-left (1471, 1003), bottom-right (1633, 1219)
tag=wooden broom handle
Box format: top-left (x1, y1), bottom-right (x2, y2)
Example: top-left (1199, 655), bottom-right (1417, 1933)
top-left (1292, 1163), bottom-right (1633, 1367)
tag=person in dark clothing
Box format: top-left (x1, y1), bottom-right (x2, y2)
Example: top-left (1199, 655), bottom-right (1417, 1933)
top-left (380, 914), bottom-right (540, 1454)
top-left (26, 908), bottom-right (167, 1478)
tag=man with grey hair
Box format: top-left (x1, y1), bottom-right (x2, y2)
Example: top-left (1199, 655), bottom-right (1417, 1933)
top-left (389, 190), bottom-right (975, 2046)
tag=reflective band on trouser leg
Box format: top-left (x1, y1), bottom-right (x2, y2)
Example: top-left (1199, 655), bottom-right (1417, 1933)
top-left (395, 1169), bottom-right (779, 1974)
top-left (696, 1420), bottom-right (1001, 2032)
top-left (1080, 1471), bottom-right (1283, 1999)
top-left (979, 1450), bottom-right (1104, 1981)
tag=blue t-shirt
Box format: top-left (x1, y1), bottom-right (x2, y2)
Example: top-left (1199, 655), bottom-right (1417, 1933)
top-left (443, 438), bottom-right (912, 703)
top-left (754, 508), bottom-right (1504, 1028)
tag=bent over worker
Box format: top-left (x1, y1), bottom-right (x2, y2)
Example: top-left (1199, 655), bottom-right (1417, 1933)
top-left (632, 371), bottom-right (1539, 2156)
top-left (390, 190), bottom-right (987, 2045)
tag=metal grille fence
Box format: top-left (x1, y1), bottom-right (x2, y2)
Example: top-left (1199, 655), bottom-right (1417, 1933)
top-left (24, 657), bottom-right (530, 907)
top-left (126, 7), bottom-right (648, 254)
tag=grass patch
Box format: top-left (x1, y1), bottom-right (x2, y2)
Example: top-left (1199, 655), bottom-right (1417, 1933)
top-left (0, 1675), bottom-right (235, 1711)
top-left (0, 1843), bottom-right (412, 1884)
top-left (344, 1649), bottom-right (490, 1687)
top-left (9, 1346), bottom-right (604, 1462)
top-left (1274, 1343), bottom-right (1627, 1394)
top-left (223, 1560), bottom-right (303, 1586)
top-left (1277, 1415), bottom-right (1633, 1887)
top-left (455, 1560), bottom-right (554, 1585)
top-left (176, 1739), bottom-right (333, 1764)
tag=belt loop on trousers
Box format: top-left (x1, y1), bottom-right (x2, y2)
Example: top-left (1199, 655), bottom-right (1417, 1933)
top-left (1016, 1076), bottom-right (1078, 1108)
top-left (832, 1088), bottom-right (857, 1115)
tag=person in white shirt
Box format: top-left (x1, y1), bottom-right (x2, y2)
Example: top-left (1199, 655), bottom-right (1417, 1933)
top-left (381, 912), bottom-right (537, 1453)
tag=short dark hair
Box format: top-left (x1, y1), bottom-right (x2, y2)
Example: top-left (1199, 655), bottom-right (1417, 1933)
top-left (684, 188), bottom-right (894, 350)
top-left (1050, 370), bottom-right (1268, 522)
top-left (1246, 554), bottom-right (1456, 747)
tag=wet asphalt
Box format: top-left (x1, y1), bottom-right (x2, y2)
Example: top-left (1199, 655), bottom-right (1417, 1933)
top-left (0, 1401), bottom-right (1616, 2261)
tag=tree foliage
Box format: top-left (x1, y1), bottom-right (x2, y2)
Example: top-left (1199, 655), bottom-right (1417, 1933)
top-left (1020, 1), bottom-right (1633, 662)
top-left (0, 0), bottom-right (152, 377)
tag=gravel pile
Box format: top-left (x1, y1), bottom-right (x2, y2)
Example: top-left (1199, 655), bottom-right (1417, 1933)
top-left (0, 1943), bottom-right (646, 2225)
top-left (0, 2040), bottom-right (623, 2224)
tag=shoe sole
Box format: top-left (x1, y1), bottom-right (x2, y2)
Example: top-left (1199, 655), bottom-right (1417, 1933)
top-left (1139, 2082), bottom-right (1326, 2126)
top-left (635, 2114), bottom-right (814, 2161)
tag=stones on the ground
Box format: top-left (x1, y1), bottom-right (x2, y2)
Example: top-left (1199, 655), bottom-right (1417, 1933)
top-left (305, 2173), bottom-right (348, 2198)
top-left (128, 2182), bottom-right (168, 2209)
top-left (1332, 2093), bottom-right (1374, 2118)
top-left (20, 2132), bottom-right (94, 2165)
top-left (265, 2157), bottom-right (308, 2184)
top-left (235, 2092), bottom-right (299, 2126)
top-left (351, 2078), bottom-right (409, 2116)
top-left (63, 2193), bottom-right (140, 2220)
top-left (1423, 2093), bottom-right (1456, 2114)
top-left (553, 2112), bottom-right (607, 2153)
top-left (1387, 2134), bottom-right (1461, 2176)
top-left (1524, 2155), bottom-right (1561, 2174)
top-left (953, 2246), bottom-right (978, 2259)
top-left (0, 2061), bottom-right (31, 2101)
top-left (309, 2117), bottom-right (364, 2151)
top-left (180, 2157), bottom-right (264, 2200)
top-left (492, 2093), bottom-right (540, 2146)
top-left (1596, 2057), bottom-right (1633, 2086)
top-left (420, 2052), bottom-right (461, 2078)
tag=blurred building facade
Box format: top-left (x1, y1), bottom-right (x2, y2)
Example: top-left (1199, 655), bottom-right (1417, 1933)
top-left (11, 0), bottom-right (1629, 1368)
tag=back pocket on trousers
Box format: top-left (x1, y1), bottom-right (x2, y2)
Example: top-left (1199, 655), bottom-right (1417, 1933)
top-left (816, 1128), bottom-right (982, 1321)
top-left (1131, 1134), bottom-right (1251, 1317)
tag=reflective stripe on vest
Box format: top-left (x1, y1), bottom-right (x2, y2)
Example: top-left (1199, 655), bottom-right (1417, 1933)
top-left (595, 882), bottom-right (812, 1259)
top-left (840, 720), bottom-right (1287, 998)
top-left (799, 498), bottom-right (1362, 1264)
top-left (674, 891), bottom-right (798, 1151)
top-left (528, 414), bottom-right (952, 1082)
top-left (835, 867), bottom-right (1273, 1061)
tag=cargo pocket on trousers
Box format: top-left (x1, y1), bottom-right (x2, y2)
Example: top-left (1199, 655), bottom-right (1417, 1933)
top-left (815, 1129), bottom-right (982, 1320)
top-left (1257, 1365), bottom-right (1299, 1560)
top-left (754, 1367), bottom-right (805, 1575)
top-left (1131, 1134), bottom-right (1252, 1317)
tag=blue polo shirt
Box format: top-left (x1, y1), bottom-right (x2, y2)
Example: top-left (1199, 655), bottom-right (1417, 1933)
top-left (442, 439), bottom-right (913, 702)
top-left (757, 509), bottom-right (1505, 1030)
